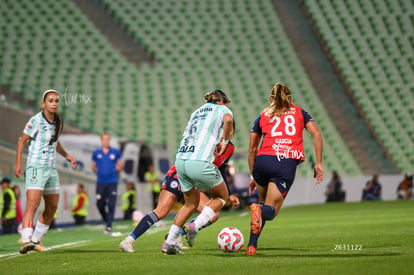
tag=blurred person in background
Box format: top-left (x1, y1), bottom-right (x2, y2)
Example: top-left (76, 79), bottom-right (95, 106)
top-left (325, 171), bottom-right (346, 202)
top-left (12, 185), bottom-right (23, 234)
top-left (397, 174), bottom-right (412, 200)
top-left (92, 133), bottom-right (122, 235)
top-left (1, 177), bottom-right (16, 234)
top-left (122, 182), bottom-right (136, 220)
top-left (71, 184), bottom-right (89, 225)
top-left (145, 165), bottom-right (161, 209)
top-left (362, 174), bottom-right (382, 201)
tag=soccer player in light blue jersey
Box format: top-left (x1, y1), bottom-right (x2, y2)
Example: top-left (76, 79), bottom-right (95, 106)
top-left (163, 90), bottom-right (234, 254)
top-left (14, 90), bottom-right (77, 254)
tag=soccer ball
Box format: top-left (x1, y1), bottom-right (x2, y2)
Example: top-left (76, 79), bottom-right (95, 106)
top-left (217, 227), bottom-right (244, 252)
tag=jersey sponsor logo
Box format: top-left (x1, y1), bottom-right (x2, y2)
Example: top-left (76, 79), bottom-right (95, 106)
top-left (272, 143), bottom-right (304, 161)
top-left (178, 145), bottom-right (195, 153)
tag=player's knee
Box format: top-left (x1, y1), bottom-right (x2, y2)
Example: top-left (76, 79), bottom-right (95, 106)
top-left (155, 208), bottom-right (168, 219)
top-left (218, 197), bottom-right (226, 207)
top-left (262, 205), bottom-right (277, 221)
top-left (43, 207), bottom-right (57, 220)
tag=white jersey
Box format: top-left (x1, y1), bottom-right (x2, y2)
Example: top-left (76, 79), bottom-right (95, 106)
top-left (23, 112), bottom-right (58, 168)
top-left (176, 102), bottom-right (233, 163)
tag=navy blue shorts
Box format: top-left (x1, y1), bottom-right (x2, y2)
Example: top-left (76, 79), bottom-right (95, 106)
top-left (252, 155), bottom-right (299, 198)
top-left (161, 174), bottom-right (184, 201)
top-left (96, 182), bottom-right (118, 201)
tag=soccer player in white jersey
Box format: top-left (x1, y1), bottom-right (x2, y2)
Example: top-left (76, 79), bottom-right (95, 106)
top-left (163, 90), bottom-right (234, 254)
top-left (14, 90), bottom-right (77, 254)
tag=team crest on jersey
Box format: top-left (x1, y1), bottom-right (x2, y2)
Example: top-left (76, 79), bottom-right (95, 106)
top-left (110, 154), bottom-right (116, 160)
top-left (170, 180), bottom-right (179, 189)
top-left (31, 176), bottom-right (37, 184)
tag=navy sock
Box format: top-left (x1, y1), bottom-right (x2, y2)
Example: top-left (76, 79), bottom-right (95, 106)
top-left (248, 221), bottom-right (266, 247)
top-left (247, 204), bottom-right (276, 247)
top-left (261, 205), bottom-right (276, 221)
top-left (130, 211), bottom-right (159, 240)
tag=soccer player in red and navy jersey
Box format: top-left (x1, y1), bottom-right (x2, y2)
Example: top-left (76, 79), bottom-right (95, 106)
top-left (245, 83), bottom-right (324, 256)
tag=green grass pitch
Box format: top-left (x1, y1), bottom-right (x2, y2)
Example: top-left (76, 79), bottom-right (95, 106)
top-left (0, 200), bottom-right (413, 274)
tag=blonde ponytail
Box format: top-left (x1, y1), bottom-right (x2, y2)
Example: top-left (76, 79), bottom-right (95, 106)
top-left (265, 83), bottom-right (291, 117)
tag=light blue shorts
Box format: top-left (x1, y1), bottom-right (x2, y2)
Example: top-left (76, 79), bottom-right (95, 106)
top-left (175, 159), bottom-right (223, 192)
top-left (25, 166), bottom-right (60, 195)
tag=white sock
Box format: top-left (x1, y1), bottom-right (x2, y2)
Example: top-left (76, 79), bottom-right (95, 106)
top-left (166, 224), bottom-right (181, 245)
top-left (31, 221), bottom-right (49, 243)
top-left (194, 206), bottom-right (216, 231)
top-left (21, 227), bottom-right (34, 243)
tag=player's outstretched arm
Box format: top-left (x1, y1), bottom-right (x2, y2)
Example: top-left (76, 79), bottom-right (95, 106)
top-left (306, 122), bottom-right (324, 184)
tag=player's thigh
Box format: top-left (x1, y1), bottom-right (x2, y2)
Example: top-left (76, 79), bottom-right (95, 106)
top-left (188, 161), bottom-right (223, 191)
top-left (43, 168), bottom-right (60, 195)
top-left (175, 159), bottom-right (194, 192)
top-left (25, 166), bottom-right (47, 192)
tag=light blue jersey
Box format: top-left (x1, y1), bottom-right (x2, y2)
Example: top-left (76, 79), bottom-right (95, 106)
top-left (23, 112), bottom-right (58, 168)
top-left (176, 103), bottom-right (232, 163)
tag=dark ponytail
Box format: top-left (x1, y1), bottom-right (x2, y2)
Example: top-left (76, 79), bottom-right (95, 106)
top-left (49, 113), bottom-right (63, 145)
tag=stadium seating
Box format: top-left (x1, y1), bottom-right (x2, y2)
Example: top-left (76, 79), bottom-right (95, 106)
top-left (303, 0), bottom-right (414, 172)
top-left (0, 0), bottom-right (376, 176)
top-left (99, 0), bottom-right (363, 176)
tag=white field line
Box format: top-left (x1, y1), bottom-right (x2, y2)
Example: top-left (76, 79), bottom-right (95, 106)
top-left (0, 240), bottom-right (90, 261)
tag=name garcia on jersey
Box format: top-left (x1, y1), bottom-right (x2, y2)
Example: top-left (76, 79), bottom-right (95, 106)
top-left (254, 105), bottom-right (313, 162)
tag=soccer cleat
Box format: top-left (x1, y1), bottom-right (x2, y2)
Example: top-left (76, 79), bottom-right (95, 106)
top-left (250, 203), bottom-right (262, 235)
top-left (104, 227), bottom-right (112, 235)
top-left (19, 242), bottom-right (36, 254)
top-left (161, 241), bottom-right (168, 253)
top-left (119, 238), bottom-right (135, 253)
top-left (245, 245), bottom-right (257, 256)
top-left (183, 222), bottom-right (198, 247)
top-left (161, 242), bottom-right (183, 255)
top-left (176, 235), bottom-right (188, 250)
top-left (33, 242), bottom-right (45, 252)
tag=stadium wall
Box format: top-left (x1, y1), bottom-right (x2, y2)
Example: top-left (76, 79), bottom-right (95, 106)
top-left (234, 173), bottom-right (405, 207)
top-left (0, 138), bottom-right (406, 227)
top-left (279, 175), bottom-right (402, 206)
